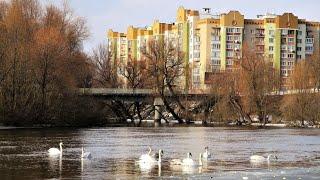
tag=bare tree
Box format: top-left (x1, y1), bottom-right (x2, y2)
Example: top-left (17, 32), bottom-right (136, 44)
top-left (144, 39), bottom-right (185, 123)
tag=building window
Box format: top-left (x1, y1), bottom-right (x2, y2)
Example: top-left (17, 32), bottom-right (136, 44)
top-left (306, 46), bottom-right (314, 51)
top-left (288, 30), bottom-right (295, 35)
top-left (212, 51), bottom-right (220, 58)
top-left (211, 35), bottom-right (220, 41)
top-left (269, 54), bottom-right (274, 59)
top-left (297, 47), bottom-right (302, 51)
top-left (306, 38), bottom-right (314, 44)
top-left (269, 30), bottom-right (275, 36)
top-left (269, 46), bottom-right (274, 52)
top-left (227, 28), bottom-right (233, 33)
top-left (281, 29), bottom-right (288, 35)
top-left (288, 38), bottom-right (294, 43)
top-left (298, 31), bottom-right (302, 35)
top-left (288, 54), bottom-right (294, 59)
top-left (227, 44), bottom-right (233, 49)
top-left (212, 44), bottom-right (220, 49)
top-left (211, 59), bottom-right (221, 65)
top-left (288, 46), bottom-right (295, 52)
top-left (227, 59), bottom-right (233, 65)
top-left (194, 52), bottom-right (200, 58)
top-left (269, 38), bottom-right (274, 43)
top-left (234, 36), bottom-right (240, 41)
top-left (251, 29), bottom-right (255, 34)
top-left (297, 39), bottom-right (302, 43)
top-left (297, 55), bottom-right (302, 59)
top-left (227, 51), bottom-right (234, 58)
top-left (227, 35), bottom-right (233, 41)
top-left (281, 53), bottom-right (287, 58)
top-left (195, 36), bottom-right (200, 42)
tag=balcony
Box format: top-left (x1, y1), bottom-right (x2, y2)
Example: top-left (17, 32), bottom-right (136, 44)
top-left (306, 38), bottom-right (314, 44)
top-left (255, 33), bottom-right (265, 37)
top-left (288, 34), bottom-right (295, 38)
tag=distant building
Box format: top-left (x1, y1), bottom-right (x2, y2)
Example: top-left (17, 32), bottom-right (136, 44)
top-left (108, 7), bottom-right (320, 90)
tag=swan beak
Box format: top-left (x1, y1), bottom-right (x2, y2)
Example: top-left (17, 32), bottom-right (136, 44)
top-left (275, 156), bottom-right (278, 160)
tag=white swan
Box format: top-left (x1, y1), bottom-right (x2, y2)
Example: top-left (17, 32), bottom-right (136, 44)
top-left (138, 149), bottom-right (163, 172)
top-left (250, 154), bottom-right (278, 163)
top-left (139, 146), bottom-right (156, 163)
top-left (48, 142), bottom-right (63, 156)
top-left (81, 147), bottom-right (92, 159)
top-left (202, 146), bottom-right (211, 160)
top-left (170, 152), bottom-right (197, 166)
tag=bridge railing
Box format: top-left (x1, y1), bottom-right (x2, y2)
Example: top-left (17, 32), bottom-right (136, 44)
top-left (79, 88), bottom-right (320, 96)
top-left (79, 88), bottom-right (155, 95)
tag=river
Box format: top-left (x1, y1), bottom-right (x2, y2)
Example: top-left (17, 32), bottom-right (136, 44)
top-left (0, 127), bottom-right (319, 179)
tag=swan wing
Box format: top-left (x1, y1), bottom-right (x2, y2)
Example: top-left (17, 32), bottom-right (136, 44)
top-left (48, 148), bottom-right (60, 155)
top-left (170, 159), bottom-right (182, 165)
top-left (139, 154), bottom-right (156, 163)
top-left (182, 158), bottom-right (194, 166)
top-left (202, 152), bottom-right (212, 159)
top-left (250, 155), bottom-right (265, 162)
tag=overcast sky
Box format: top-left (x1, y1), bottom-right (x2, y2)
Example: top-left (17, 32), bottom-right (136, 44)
top-left (43, 0), bottom-right (320, 52)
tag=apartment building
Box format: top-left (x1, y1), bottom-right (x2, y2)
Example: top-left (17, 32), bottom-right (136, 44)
top-left (108, 7), bottom-right (320, 90)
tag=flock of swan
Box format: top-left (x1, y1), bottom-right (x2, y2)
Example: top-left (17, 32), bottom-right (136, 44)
top-left (137, 146), bottom-right (278, 171)
top-left (137, 146), bottom-right (211, 168)
top-left (47, 142), bottom-right (278, 172)
top-left (48, 142), bottom-right (92, 159)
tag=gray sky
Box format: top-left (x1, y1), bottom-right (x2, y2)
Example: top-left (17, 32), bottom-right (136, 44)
top-left (44, 0), bottom-right (320, 52)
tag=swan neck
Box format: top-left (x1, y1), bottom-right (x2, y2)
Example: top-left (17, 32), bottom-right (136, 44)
top-left (199, 154), bottom-right (202, 166)
top-left (158, 150), bottom-right (162, 163)
top-left (60, 144), bottom-right (62, 153)
top-left (267, 154), bottom-right (271, 160)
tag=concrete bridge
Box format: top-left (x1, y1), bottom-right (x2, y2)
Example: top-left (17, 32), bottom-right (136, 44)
top-left (79, 88), bottom-right (212, 125)
top-left (78, 88), bottom-right (320, 125)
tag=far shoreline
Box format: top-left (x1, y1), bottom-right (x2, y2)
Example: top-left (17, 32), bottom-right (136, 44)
top-left (0, 121), bottom-right (319, 130)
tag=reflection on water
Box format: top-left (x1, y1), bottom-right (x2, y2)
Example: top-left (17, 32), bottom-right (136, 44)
top-left (0, 127), bottom-right (319, 179)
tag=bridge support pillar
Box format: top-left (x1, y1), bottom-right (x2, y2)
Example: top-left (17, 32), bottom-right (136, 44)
top-left (154, 98), bottom-right (164, 127)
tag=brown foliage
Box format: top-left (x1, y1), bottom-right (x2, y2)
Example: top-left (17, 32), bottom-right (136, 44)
top-left (0, 0), bottom-right (93, 126)
top-left (281, 60), bottom-right (320, 126)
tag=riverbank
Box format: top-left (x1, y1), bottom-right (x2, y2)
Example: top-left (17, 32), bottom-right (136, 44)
top-left (0, 120), bottom-right (319, 129)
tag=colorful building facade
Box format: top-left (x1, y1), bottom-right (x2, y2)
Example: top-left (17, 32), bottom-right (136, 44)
top-left (108, 7), bottom-right (320, 90)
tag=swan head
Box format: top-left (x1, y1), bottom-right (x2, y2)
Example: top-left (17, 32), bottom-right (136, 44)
top-left (188, 152), bottom-right (192, 158)
top-left (267, 154), bottom-right (278, 160)
top-left (205, 146), bottom-right (209, 151)
top-left (159, 149), bottom-right (164, 156)
top-left (273, 154), bottom-right (278, 160)
top-left (59, 142), bottom-right (63, 146)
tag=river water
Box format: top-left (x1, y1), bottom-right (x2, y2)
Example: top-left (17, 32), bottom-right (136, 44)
top-left (0, 127), bottom-right (319, 179)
